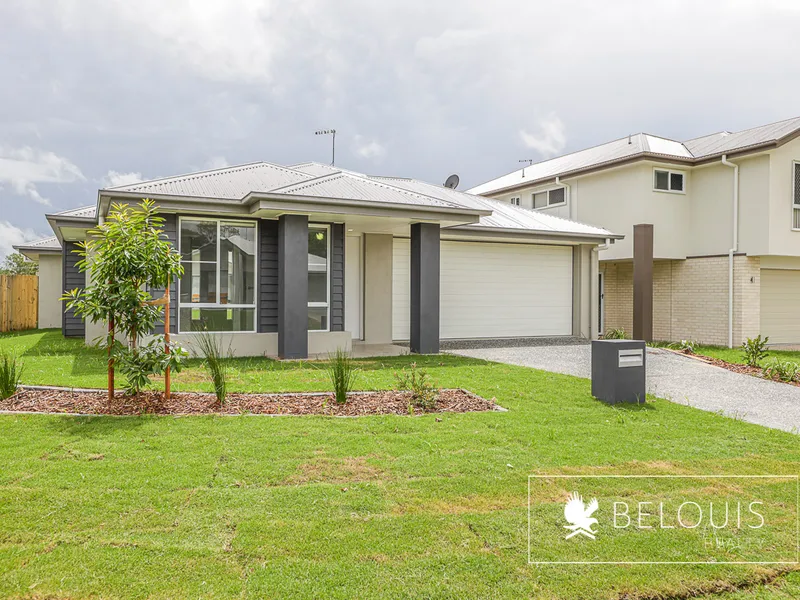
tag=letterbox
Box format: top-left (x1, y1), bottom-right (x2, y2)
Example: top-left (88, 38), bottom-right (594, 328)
top-left (591, 339), bottom-right (647, 404)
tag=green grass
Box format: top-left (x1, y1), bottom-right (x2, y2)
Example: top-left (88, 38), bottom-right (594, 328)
top-left (694, 344), bottom-right (800, 366)
top-left (1, 329), bottom-right (799, 599)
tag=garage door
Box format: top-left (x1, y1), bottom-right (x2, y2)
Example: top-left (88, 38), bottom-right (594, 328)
top-left (392, 239), bottom-right (573, 340)
top-left (761, 269), bottom-right (800, 344)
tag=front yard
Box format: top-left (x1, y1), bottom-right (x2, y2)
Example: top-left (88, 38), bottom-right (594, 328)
top-left (0, 330), bottom-right (798, 598)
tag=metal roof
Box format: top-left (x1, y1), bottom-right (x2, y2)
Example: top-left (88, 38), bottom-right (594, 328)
top-left (468, 116), bottom-right (800, 195)
top-left (13, 236), bottom-right (61, 251)
top-left (52, 205), bottom-right (97, 219)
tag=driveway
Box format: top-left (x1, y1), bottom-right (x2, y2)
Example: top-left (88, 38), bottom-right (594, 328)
top-left (450, 344), bottom-right (800, 434)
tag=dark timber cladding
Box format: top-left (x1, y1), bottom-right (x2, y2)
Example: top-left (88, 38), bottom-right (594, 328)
top-left (410, 222), bottom-right (440, 354)
top-left (151, 214), bottom-right (178, 334)
top-left (632, 223), bottom-right (654, 342)
top-left (330, 223), bottom-right (345, 332)
top-left (258, 219), bottom-right (279, 333)
top-left (278, 214), bottom-right (309, 359)
top-left (62, 241), bottom-right (86, 338)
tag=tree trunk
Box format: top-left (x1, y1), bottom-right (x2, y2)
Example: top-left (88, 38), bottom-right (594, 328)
top-left (108, 316), bottom-right (115, 404)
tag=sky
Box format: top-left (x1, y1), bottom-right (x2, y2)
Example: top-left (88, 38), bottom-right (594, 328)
top-left (1, 0), bottom-right (799, 258)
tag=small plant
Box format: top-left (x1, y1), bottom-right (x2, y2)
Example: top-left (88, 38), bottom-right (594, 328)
top-left (0, 352), bottom-right (22, 399)
top-left (604, 327), bottom-right (627, 340)
top-left (114, 337), bottom-right (188, 397)
top-left (741, 335), bottom-right (769, 367)
top-left (669, 339), bottom-right (697, 353)
top-left (395, 362), bottom-right (440, 410)
top-left (762, 359), bottom-right (800, 383)
top-left (326, 348), bottom-right (359, 404)
top-left (195, 332), bottom-right (229, 405)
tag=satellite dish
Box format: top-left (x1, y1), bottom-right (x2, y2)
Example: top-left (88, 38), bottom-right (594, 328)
top-left (444, 174), bottom-right (460, 189)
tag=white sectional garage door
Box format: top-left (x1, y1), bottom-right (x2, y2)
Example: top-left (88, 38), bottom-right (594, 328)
top-left (761, 269), bottom-right (800, 344)
top-left (392, 239), bottom-right (573, 340)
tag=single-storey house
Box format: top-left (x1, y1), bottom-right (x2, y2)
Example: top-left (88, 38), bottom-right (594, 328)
top-left (15, 162), bottom-right (619, 358)
top-left (469, 116), bottom-right (800, 347)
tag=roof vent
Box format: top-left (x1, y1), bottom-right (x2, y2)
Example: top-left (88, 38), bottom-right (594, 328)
top-left (628, 134), bottom-right (632, 145)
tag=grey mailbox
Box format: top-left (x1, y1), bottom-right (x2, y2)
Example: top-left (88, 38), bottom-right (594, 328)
top-left (591, 340), bottom-right (646, 404)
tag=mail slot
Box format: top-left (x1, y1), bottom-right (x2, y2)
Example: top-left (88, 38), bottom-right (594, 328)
top-left (618, 349), bottom-right (644, 368)
top-left (591, 339), bottom-right (646, 404)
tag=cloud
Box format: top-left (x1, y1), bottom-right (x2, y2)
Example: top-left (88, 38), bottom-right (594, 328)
top-left (0, 147), bottom-right (84, 206)
top-left (519, 115), bottom-right (567, 159)
top-left (204, 156), bottom-right (229, 170)
top-left (353, 136), bottom-right (386, 161)
top-left (0, 221), bottom-right (42, 260)
top-left (103, 170), bottom-right (144, 187)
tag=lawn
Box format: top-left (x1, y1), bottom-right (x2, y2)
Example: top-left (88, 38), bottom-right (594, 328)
top-left (1, 329), bottom-right (799, 599)
top-left (694, 344), bottom-right (800, 367)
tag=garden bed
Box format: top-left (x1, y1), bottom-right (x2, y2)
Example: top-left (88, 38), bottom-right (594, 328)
top-left (673, 349), bottom-right (800, 386)
top-left (0, 387), bottom-right (499, 416)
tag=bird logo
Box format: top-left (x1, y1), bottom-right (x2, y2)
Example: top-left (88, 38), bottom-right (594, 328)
top-left (563, 491), bottom-right (599, 540)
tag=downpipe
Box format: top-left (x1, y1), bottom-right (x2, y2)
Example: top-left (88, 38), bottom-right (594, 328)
top-left (721, 155), bottom-right (739, 349)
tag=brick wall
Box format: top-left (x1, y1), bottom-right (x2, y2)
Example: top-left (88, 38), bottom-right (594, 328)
top-left (601, 255), bottom-right (761, 345)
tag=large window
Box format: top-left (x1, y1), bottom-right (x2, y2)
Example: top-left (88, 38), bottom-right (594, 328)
top-left (178, 218), bottom-right (257, 332)
top-left (793, 162), bottom-right (800, 230)
top-left (308, 225), bottom-right (330, 331)
top-left (653, 168), bottom-right (685, 193)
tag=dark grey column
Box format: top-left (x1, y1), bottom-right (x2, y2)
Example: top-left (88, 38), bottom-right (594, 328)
top-left (410, 223), bottom-right (440, 354)
top-left (633, 223), bottom-right (653, 342)
top-left (278, 214), bottom-right (308, 359)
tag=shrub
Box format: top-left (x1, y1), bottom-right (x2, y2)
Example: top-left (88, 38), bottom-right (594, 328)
top-left (762, 359), bottom-right (800, 383)
top-left (395, 362), bottom-right (439, 410)
top-left (0, 353), bottom-right (22, 399)
top-left (741, 335), bottom-right (769, 367)
top-left (195, 332), bottom-right (229, 405)
top-left (670, 339), bottom-right (697, 353)
top-left (326, 348), bottom-right (359, 404)
top-left (114, 337), bottom-right (188, 397)
top-left (604, 327), bottom-right (627, 340)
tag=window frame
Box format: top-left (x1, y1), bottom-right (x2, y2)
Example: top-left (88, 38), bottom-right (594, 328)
top-left (792, 161), bottom-right (800, 231)
top-left (531, 186), bottom-right (567, 210)
top-left (177, 216), bottom-right (259, 334)
top-left (509, 196), bottom-right (520, 206)
top-left (653, 168), bottom-right (686, 194)
top-left (307, 223), bottom-right (331, 333)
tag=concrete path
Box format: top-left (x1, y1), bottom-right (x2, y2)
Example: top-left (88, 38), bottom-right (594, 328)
top-left (450, 345), bottom-right (800, 434)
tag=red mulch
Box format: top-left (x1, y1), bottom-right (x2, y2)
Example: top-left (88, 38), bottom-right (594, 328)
top-left (672, 349), bottom-right (800, 387)
top-left (0, 388), bottom-right (497, 416)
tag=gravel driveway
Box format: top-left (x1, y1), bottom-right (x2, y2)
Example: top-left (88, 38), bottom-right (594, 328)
top-left (450, 345), bottom-right (800, 434)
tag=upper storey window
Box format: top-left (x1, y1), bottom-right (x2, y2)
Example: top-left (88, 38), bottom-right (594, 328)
top-left (654, 168), bottom-right (685, 193)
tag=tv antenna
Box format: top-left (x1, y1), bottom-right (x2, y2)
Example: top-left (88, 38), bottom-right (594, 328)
top-left (444, 174), bottom-right (460, 189)
top-left (315, 129), bottom-right (336, 165)
top-left (519, 159), bottom-right (534, 178)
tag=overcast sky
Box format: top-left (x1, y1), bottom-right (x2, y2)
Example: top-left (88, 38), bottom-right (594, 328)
top-left (1, 0), bottom-right (799, 257)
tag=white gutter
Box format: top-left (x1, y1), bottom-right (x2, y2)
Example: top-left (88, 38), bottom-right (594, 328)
top-left (721, 154), bottom-right (739, 348)
top-left (555, 176), bottom-right (573, 218)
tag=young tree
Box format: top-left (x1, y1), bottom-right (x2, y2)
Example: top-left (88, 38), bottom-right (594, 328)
top-left (63, 200), bottom-right (186, 401)
top-left (0, 252), bottom-right (38, 275)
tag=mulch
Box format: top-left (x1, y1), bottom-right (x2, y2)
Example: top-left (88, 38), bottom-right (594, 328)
top-left (670, 348), bottom-right (800, 387)
top-left (0, 387), bottom-right (498, 416)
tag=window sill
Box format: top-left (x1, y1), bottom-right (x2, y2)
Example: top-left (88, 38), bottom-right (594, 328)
top-left (653, 188), bottom-right (686, 195)
top-left (534, 202), bottom-right (567, 211)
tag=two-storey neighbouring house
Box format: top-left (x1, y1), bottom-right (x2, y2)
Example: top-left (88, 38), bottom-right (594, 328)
top-left (468, 116), bottom-right (800, 347)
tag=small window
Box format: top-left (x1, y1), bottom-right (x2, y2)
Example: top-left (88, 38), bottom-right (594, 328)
top-left (654, 168), bottom-right (685, 193)
top-left (533, 192), bottom-right (548, 209)
top-left (548, 187), bottom-right (565, 206)
top-left (510, 196), bottom-right (520, 206)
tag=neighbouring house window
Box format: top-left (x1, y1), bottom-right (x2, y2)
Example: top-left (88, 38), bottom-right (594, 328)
top-left (793, 162), bottom-right (800, 229)
top-left (510, 197), bottom-right (520, 206)
top-left (654, 168), bottom-right (685, 193)
top-left (178, 218), bottom-right (257, 332)
top-left (308, 225), bottom-right (330, 331)
top-left (532, 188), bottom-right (567, 209)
